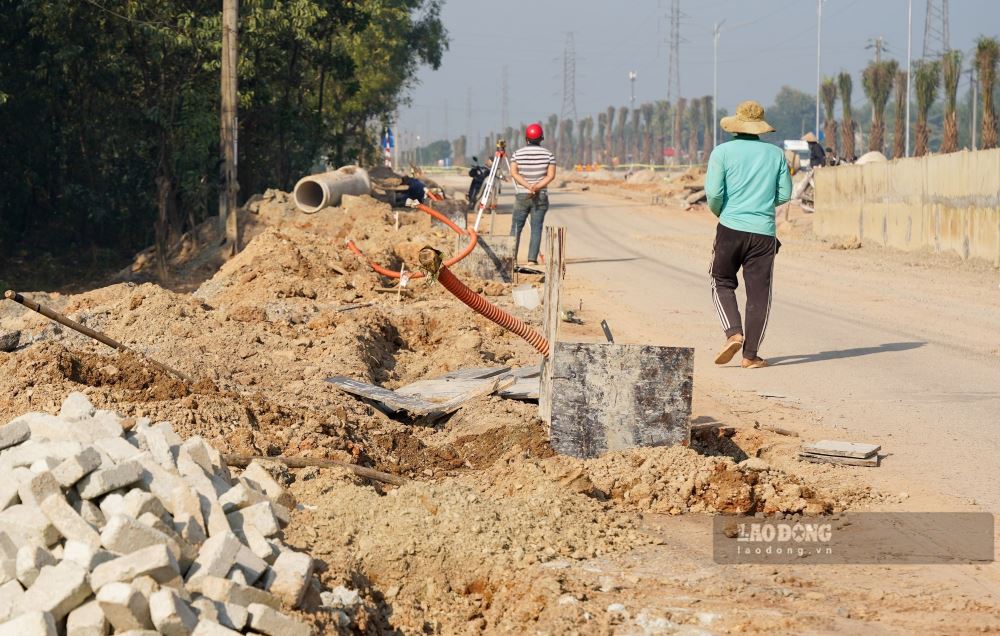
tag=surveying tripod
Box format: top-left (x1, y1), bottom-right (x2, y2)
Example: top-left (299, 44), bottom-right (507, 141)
top-left (472, 139), bottom-right (521, 234)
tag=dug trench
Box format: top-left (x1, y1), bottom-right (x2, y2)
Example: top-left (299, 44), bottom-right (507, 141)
top-left (0, 191), bottom-right (893, 633)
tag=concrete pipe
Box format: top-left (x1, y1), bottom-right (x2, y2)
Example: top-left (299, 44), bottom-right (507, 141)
top-left (293, 166), bottom-right (371, 213)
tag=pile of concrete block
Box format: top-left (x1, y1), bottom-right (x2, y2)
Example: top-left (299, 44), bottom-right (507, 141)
top-left (0, 392), bottom-right (319, 635)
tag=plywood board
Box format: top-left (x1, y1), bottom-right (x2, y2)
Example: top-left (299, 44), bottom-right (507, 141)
top-left (801, 440), bottom-right (880, 458)
top-left (549, 342), bottom-right (694, 459)
top-left (799, 452), bottom-right (880, 467)
top-left (457, 235), bottom-right (516, 283)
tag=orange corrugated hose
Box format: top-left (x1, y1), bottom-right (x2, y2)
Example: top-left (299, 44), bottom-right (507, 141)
top-left (418, 247), bottom-right (550, 356)
top-left (345, 203), bottom-right (477, 279)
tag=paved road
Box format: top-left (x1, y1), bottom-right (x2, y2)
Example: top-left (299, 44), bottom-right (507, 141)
top-left (514, 186), bottom-right (1000, 509)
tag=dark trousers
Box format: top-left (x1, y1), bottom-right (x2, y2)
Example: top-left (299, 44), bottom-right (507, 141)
top-left (511, 191), bottom-right (549, 262)
top-left (710, 223), bottom-right (779, 360)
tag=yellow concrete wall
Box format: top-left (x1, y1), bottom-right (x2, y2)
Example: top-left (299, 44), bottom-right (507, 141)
top-left (814, 149), bottom-right (1000, 264)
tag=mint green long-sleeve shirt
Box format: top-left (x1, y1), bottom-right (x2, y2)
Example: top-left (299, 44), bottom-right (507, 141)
top-left (705, 134), bottom-right (792, 237)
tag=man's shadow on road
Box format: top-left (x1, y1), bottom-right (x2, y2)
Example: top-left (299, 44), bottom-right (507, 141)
top-left (767, 341), bottom-right (926, 366)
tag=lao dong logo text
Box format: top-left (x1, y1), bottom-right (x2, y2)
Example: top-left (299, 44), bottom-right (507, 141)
top-left (736, 521), bottom-right (833, 556)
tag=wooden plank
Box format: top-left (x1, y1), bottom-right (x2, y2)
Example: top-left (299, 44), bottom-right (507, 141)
top-left (499, 375), bottom-right (540, 401)
top-left (512, 364), bottom-right (541, 379)
top-left (397, 377), bottom-right (504, 401)
top-left (549, 342), bottom-right (694, 459)
top-left (457, 234), bottom-right (515, 282)
top-left (325, 376), bottom-right (437, 415)
top-left (326, 374), bottom-right (513, 418)
top-left (799, 452), bottom-right (880, 467)
top-left (539, 226), bottom-right (565, 425)
top-left (801, 440), bottom-right (881, 458)
top-left (435, 366), bottom-right (510, 381)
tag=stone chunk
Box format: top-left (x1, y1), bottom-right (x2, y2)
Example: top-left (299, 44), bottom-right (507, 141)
top-left (247, 603), bottom-right (312, 636)
top-left (230, 544), bottom-right (268, 586)
top-left (90, 544), bottom-right (180, 590)
top-left (218, 482), bottom-right (266, 514)
top-left (63, 540), bottom-right (117, 572)
top-left (0, 611), bottom-right (57, 635)
top-left (0, 580), bottom-right (24, 623)
top-left (0, 504), bottom-right (60, 547)
top-left (240, 461), bottom-right (294, 508)
top-left (0, 440), bottom-right (83, 470)
top-left (39, 493), bottom-right (102, 549)
top-left (140, 422), bottom-right (181, 470)
top-left (150, 588), bottom-right (198, 636)
top-left (97, 581), bottom-right (153, 632)
top-left (185, 533), bottom-right (242, 587)
top-left (15, 545), bottom-right (56, 587)
top-left (73, 497), bottom-right (105, 528)
top-left (99, 492), bottom-right (127, 519)
top-left (137, 513), bottom-right (197, 569)
top-left (18, 470), bottom-right (59, 508)
top-left (0, 421), bottom-right (29, 451)
top-left (191, 620), bottom-right (240, 635)
top-left (172, 484), bottom-right (207, 546)
top-left (190, 598), bottom-right (247, 631)
top-left (66, 599), bottom-right (108, 636)
top-left (225, 501), bottom-right (280, 537)
top-left (52, 447), bottom-right (102, 488)
top-left (95, 437), bottom-right (141, 463)
top-left (192, 576), bottom-right (280, 610)
top-left (76, 459), bottom-right (143, 499)
top-left (17, 561), bottom-right (92, 621)
top-left (135, 453), bottom-right (185, 514)
top-left (0, 331), bottom-right (19, 354)
top-left (29, 458), bottom-right (59, 473)
top-left (264, 549), bottom-right (314, 608)
top-left (0, 467), bottom-right (31, 511)
top-left (61, 392), bottom-right (96, 421)
top-left (101, 514), bottom-right (176, 558)
top-left (236, 525), bottom-right (277, 563)
top-left (122, 489), bottom-right (168, 520)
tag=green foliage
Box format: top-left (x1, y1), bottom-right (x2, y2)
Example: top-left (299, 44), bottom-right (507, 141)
top-left (765, 86), bottom-right (816, 143)
top-left (0, 0), bottom-right (447, 269)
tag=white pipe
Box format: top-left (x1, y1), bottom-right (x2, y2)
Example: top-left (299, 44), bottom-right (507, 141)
top-left (293, 166), bottom-right (371, 213)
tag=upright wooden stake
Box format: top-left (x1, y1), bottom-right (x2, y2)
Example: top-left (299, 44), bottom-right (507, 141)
top-left (221, 0), bottom-right (240, 255)
top-left (539, 226), bottom-right (565, 425)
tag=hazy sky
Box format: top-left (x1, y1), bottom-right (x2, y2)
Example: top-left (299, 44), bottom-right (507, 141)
top-left (396, 0), bottom-right (997, 147)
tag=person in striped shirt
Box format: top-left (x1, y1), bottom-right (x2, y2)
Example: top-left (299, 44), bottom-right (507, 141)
top-left (510, 123), bottom-right (557, 265)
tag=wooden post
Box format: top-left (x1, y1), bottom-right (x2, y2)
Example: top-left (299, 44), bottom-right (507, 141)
top-left (539, 226), bottom-right (565, 424)
top-left (221, 0), bottom-right (240, 255)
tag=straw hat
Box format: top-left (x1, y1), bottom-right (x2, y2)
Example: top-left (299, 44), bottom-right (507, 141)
top-left (802, 132), bottom-right (818, 142)
top-left (720, 100), bottom-right (775, 135)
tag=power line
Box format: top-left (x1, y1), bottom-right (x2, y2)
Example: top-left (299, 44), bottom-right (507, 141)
top-left (560, 33), bottom-right (577, 124)
top-left (666, 0), bottom-right (681, 104)
top-left (922, 0), bottom-right (950, 59)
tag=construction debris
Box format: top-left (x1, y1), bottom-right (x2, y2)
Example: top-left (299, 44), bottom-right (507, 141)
top-left (799, 440), bottom-right (881, 467)
top-left (0, 391), bottom-right (362, 633)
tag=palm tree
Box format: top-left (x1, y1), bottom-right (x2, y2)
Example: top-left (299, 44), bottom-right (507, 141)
top-left (597, 112), bottom-right (608, 163)
top-left (655, 100), bottom-right (671, 164)
top-left (913, 60), bottom-right (940, 156)
top-left (862, 59), bottom-right (898, 153)
top-left (892, 70), bottom-right (907, 158)
top-left (617, 106), bottom-right (629, 161)
top-left (976, 36), bottom-right (999, 149)
top-left (560, 119), bottom-right (574, 168)
top-left (547, 114), bottom-right (559, 156)
top-left (821, 78), bottom-right (838, 157)
top-left (687, 98), bottom-right (701, 163)
top-left (605, 106), bottom-right (616, 159)
top-left (940, 50), bottom-right (962, 153)
top-left (701, 95), bottom-right (714, 157)
top-left (838, 72), bottom-right (855, 160)
top-left (673, 98), bottom-right (686, 161)
top-left (641, 103), bottom-right (655, 164)
top-left (630, 108), bottom-right (642, 163)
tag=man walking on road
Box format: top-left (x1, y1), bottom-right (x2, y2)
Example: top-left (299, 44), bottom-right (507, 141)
top-left (706, 100), bottom-right (792, 369)
top-left (510, 123), bottom-right (556, 265)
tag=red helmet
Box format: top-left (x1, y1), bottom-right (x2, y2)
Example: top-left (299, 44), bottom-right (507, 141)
top-left (525, 123), bottom-right (544, 142)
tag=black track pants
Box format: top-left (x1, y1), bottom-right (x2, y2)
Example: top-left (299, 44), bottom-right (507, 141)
top-left (709, 223), bottom-right (779, 360)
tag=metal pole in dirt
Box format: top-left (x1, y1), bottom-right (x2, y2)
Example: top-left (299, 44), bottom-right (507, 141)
top-left (905, 0), bottom-right (912, 157)
top-left (713, 20), bottom-right (725, 149)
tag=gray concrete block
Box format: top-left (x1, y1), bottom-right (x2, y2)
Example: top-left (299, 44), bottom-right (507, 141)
top-left (137, 513), bottom-right (197, 569)
top-left (171, 484), bottom-right (207, 546)
top-left (0, 421), bottom-right (29, 451)
top-left (17, 561), bottom-right (92, 621)
top-left (236, 525), bottom-right (277, 563)
top-left (28, 457), bottom-right (60, 473)
top-left (90, 544), bottom-right (180, 590)
top-left (122, 489), bottom-right (168, 520)
top-left (190, 598), bottom-right (247, 631)
top-left (150, 588), bottom-right (198, 636)
top-left (15, 545), bottom-right (56, 587)
top-left (218, 482), bottom-right (266, 514)
top-left (191, 620), bottom-right (241, 635)
top-left (76, 459), bottom-right (143, 499)
top-left (230, 544), bottom-right (267, 586)
top-left (0, 611), bottom-right (57, 635)
top-left (0, 440), bottom-right (83, 470)
top-left (185, 533), bottom-right (242, 587)
top-left (62, 540), bottom-right (117, 572)
top-left (225, 501), bottom-right (280, 537)
top-left (99, 492), bottom-right (126, 519)
top-left (52, 447), bottom-right (102, 488)
top-left (0, 504), bottom-right (60, 547)
top-left (0, 580), bottom-right (24, 623)
top-left (101, 514), bottom-right (177, 559)
top-left (97, 581), bottom-right (153, 632)
top-left (135, 453), bottom-right (184, 514)
top-left (60, 392), bottom-right (96, 421)
top-left (263, 549), bottom-right (314, 609)
top-left (247, 602), bottom-right (312, 636)
top-left (73, 497), bottom-right (105, 528)
top-left (66, 599), bottom-right (108, 636)
top-left (95, 437), bottom-right (141, 463)
top-left (15, 412), bottom-right (67, 443)
top-left (142, 423), bottom-right (180, 470)
top-left (190, 576), bottom-right (280, 610)
top-left (240, 461), bottom-right (294, 508)
top-left (178, 438), bottom-right (213, 475)
top-left (39, 493), bottom-right (102, 548)
top-left (0, 467), bottom-right (31, 511)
